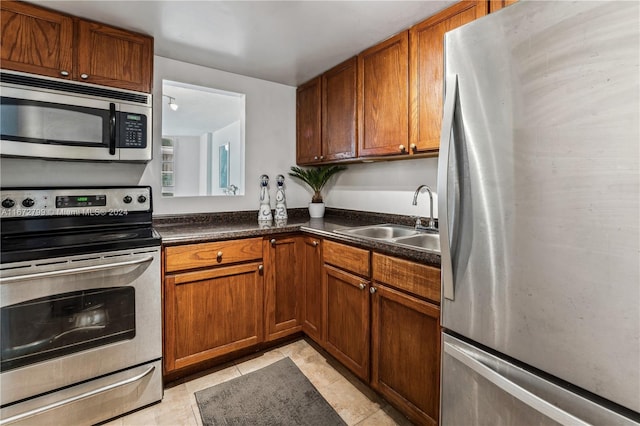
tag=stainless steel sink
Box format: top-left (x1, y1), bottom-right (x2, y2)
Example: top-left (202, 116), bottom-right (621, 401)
top-left (334, 224), bottom-right (419, 240)
top-left (334, 224), bottom-right (440, 253)
top-left (392, 233), bottom-right (440, 252)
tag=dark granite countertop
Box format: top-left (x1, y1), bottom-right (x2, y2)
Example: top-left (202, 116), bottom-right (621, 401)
top-left (154, 208), bottom-right (441, 267)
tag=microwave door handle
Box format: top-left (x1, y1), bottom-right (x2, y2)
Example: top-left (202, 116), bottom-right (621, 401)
top-left (109, 102), bottom-right (116, 155)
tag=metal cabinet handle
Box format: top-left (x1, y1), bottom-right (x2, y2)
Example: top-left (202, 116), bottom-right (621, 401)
top-left (216, 251), bottom-right (223, 261)
top-left (320, 155), bottom-right (324, 160)
top-left (0, 256), bottom-right (153, 284)
top-left (314, 156), bottom-right (319, 160)
top-left (60, 70), bottom-right (69, 76)
top-left (369, 286), bottom-right (377, 294)
top-left (312, 241), bottom-right (319, 247)
top-left (359, 283), bottom-right (366, 290)
top-left (410, 143), bottom-right (417, 152)
top-left (0, 365), bottom-right (156, 425)
top-left (399, 144), bottom-right (406, 152)
top-left (270, 238), bottom-right (277, 246)
top-left (80, 73), bottom-right (89, 79)
top-left (258, 264), bottom-right (264, 273)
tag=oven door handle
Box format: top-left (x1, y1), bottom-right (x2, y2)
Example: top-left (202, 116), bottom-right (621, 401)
top-left (0, 256), bottom-right (154, 284)
top-left (0, 365), bottom-right (156, 425)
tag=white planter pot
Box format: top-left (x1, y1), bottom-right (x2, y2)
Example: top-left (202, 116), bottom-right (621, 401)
top-left (308, 202), bottom-right (325, 219)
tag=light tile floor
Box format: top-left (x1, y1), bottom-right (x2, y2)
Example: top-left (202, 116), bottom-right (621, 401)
top-left (103, 338), bottom-right (413, 426)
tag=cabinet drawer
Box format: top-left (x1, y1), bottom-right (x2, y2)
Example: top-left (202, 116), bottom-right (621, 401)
top-left (372, 253), bottom-right (440, 303)
top-left (165, 237), bottom-right (263, 273)
top-left (323, 240), bottom-right (370, 277)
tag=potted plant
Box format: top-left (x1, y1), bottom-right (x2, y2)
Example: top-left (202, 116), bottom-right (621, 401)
top-left (289, 165), bottom-right (347, 218)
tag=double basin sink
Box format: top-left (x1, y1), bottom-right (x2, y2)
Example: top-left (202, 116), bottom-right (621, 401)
top-left (334, 224), bottom-right (440, 253)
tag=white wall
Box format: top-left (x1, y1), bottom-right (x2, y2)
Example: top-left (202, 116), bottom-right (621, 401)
top-left (0, 55), bottom-right (439, 218)
top-left (146, 56), bottom-right (307, 215)
top-left (326, 157), bottom-right (439, 218)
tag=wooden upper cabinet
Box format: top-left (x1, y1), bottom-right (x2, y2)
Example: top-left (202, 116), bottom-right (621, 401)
top-left (358, 31), bottom-right (410, 157)
top-left (296, 77), bottom-right (322, 164)
top-left (0, 1), bottom-right (73, 79)
top-left (409, 1), bottom-right (488, 153)
top-left (489, 0), bottom-right (518, 13)
top-left (0, 1), bottom-right (153, 92)
top-left (76, 20), bottom-right (153, 92)
top-left (322, 57), bottom-right (357, 162)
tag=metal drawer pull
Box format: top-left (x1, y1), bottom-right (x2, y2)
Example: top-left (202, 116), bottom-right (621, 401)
top-left (312, 241), bottom-right (319, 247)
top-left (0, 365), bottom-right (155, 425)
top-left (217, 251), bottom-right (223, 260)
top-left (270, 239), bottom-right (277, 246)
top-left (0, 256), bottom-right (154, 284)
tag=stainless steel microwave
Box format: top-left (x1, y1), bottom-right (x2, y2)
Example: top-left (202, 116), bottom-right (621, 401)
top-left (0, 71), bottom-right (152, 162)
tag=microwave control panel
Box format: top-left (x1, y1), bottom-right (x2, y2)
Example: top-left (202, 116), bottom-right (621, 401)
top-left (118, 112), bottom-right (147, 148)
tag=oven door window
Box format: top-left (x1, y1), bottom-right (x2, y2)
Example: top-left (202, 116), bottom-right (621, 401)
top-left (0, 97), bottom-right (110, 147)
top-left (0, 287), bottom-right (135, 372)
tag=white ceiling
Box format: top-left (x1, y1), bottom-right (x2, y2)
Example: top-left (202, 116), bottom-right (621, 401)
top-left (30, 0), bottom-right (456, 86)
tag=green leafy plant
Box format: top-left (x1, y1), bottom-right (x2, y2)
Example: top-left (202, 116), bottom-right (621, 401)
top-left (289, 165), bottom-right (347, 203)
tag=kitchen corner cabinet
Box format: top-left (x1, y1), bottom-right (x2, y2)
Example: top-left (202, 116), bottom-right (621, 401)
top-left (263, 236), bottom-right (302, 342)
top-left (296, 77), bottom-right (322, 164)
top-left (0, 0), bottom-right (153, 92)
top-left (358, 31), bottom-right (410, 158)
top-left (323, 240), bottom-right (371, 381)
top-left (163, 238), bottom-right (264, 373)
top-left (370, 253), bottom-right (441, 426)
top-left (301, 237), bottom-right (324, 344)
top-left (489, 0), bottom-right (518, 13)
top-left (409, 1), bottom-right (488, 153)
top-left (322, 57), bottom-right (358, 162)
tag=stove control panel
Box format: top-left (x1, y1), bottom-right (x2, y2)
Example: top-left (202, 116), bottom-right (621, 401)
top-left (0, 187), bottom-right (152, 218)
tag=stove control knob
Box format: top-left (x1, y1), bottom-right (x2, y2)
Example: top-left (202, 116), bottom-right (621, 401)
top-left (22, 198), bottom-right (35, 208)
top-left (137, 195), bottom-right (147, 203)
top-left (123, 195), bottom-right (133, 204)
top-left (2, 198), bottom-right (15, 208)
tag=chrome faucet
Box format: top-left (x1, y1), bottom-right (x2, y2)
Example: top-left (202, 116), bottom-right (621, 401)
top-left (412, 185), bottom-right (437, 231)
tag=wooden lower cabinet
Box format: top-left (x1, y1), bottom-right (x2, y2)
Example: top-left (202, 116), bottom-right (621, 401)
top-left (164, 261), bottom-right (264, 373)
top-left (371, 284), bottom-right (441, 426)
top-left (263, 236), bottom-right (302, 341)
top-left (301, 237), bottom-right (323, 343)
top-left (323, 264), bottom-right (370, 381)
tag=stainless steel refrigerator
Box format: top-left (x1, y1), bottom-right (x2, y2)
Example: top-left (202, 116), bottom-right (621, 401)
top-left (437, 1), bottom-right (639, 424)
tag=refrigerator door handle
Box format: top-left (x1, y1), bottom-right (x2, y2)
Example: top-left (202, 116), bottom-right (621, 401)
top-left (444, 341), bottom-right (591, 426)
top-left (438, 74), bottom-right (458, 300)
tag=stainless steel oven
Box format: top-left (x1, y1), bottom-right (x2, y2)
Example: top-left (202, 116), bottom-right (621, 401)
top-left (0, 187), bottom-right (162, 425)
top-left (0, 70), bottom-right (152, 162)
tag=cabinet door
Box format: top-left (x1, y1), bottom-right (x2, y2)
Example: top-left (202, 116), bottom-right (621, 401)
top-left (409, 1), bottom-right (487, 153)
top-left (322, 57), bottom-right (357, 162)
top-left (358, 31), bottom-right (409, 158)
top-left (164, 262), bottom-right (264, 372)
top-left (76, 20), bottom-right (153, 92)
top-left (263, 236), bottom-right (302, 342)
top-left (301, 237), bottom-right (323, 344)
top-left (296, 76), bottom-right (322, 165)
top-left (323, 264), bottom-right (370, 381)
top-left (0, 1), bottom-right (73, 79)
top-left (371, 284), bottom-right (441, 426)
